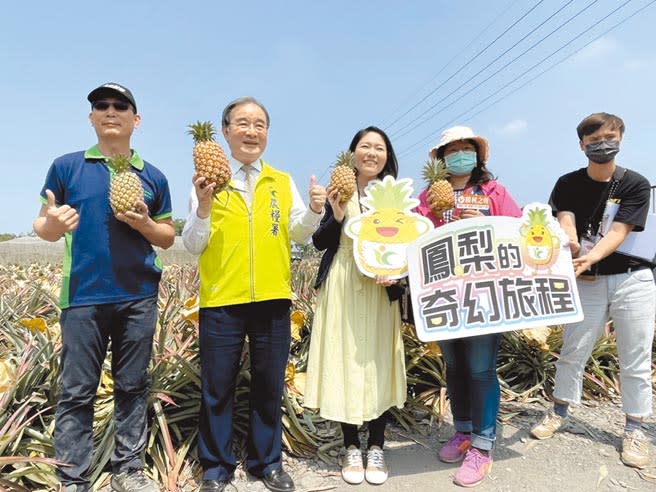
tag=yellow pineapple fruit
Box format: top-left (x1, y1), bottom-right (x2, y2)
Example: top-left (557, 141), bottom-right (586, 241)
top-left (187, 121), bottom-right (231, 192)
top-left (328, 150), bottom-right (356, 203)
top-left (422, 158), bottom-right (455, 218)
top-left (109, 154), bottom-right (144, 214)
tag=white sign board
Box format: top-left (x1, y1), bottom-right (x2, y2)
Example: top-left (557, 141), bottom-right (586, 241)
top-left (407, 203), bottom-right (584, 341)
top-left (345, 176), bottom-right (433, 279)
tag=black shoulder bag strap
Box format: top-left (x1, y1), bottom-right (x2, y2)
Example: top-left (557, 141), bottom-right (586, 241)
top-left (584, 166), bottom-right (626, 239)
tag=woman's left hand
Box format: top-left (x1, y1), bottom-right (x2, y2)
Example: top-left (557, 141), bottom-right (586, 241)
top-left (375, 275), bottom-right (398, 287)
top-left (457, 208), bottom-right (484, 220)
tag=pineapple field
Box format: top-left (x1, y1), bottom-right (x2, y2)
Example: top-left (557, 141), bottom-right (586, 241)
top-left (0, 254), bottom-right (654, 491)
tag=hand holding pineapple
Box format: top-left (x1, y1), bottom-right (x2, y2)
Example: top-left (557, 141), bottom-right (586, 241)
top-left (422, 158), bottom-right (455, 219)
top-left (326, 187), bottom-right (348, 223)
top-left (192, 173), bottom-right (217, 219)
top-left (328, 151), bottom-right (356, 204)
top-left (188, 121), bottom-right (231, 193)
top-left (114, 199), bottom-right (150, 229)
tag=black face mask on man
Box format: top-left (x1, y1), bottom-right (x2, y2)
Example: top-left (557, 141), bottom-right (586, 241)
top-left (584, 139), bottom-right (620, 164)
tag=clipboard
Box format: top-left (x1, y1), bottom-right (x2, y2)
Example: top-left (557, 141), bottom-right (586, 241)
top-left (617, 213), bottom-right (656, 264)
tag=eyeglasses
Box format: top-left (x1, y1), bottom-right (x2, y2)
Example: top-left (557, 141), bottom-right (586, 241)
top-left (91, 100), bottom-right (132, 112)
top-left (230, 120), bottom-right (268, 133)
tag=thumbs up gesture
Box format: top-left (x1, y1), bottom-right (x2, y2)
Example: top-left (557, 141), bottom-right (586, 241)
top-left (308, 175), bottom-right (326, 214)
top-left (44, 189), bottom-right (79, 235)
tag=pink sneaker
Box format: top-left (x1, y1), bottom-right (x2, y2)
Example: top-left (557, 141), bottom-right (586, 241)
top-left (453, 448), bottom-right (492, 487)
top-left (439, 432), bottom-right (472, 463)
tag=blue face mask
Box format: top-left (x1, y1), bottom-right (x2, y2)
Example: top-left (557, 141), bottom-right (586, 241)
top-left (445, 150), bottom-right (477, 176)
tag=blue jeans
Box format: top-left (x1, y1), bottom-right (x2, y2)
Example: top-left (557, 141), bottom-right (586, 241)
top-left (440, 333), bottom-right (501, 451)
top-left (54, 296), bottom-right (157, 487)
top-left (198, 300), bottom-right (291, 480)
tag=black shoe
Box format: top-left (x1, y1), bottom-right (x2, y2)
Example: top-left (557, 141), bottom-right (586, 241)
top-left (262, 469), bottom-right (295, 492)
top-left (198, 479), bottom-right (231, 492)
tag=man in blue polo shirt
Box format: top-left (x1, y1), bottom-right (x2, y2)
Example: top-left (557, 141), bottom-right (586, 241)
top-left (33, 83), bottom-right (175, 492)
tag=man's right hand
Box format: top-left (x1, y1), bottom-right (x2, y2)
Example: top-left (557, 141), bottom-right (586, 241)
top-left (43, 189), bottom-right (79, 235)
top-left (567, 237), bottom-right (581, 257)
top-left (193, 174), bottom-right (216, 219)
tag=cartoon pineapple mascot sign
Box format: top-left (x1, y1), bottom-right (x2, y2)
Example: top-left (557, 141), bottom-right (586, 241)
top-left (520, 203), bottom-right (562, 274)
top-left (345, 176), bottom-right (434, 279)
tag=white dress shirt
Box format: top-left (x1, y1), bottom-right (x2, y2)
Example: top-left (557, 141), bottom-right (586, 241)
top-left (182, 157), bottom-right (324, 255)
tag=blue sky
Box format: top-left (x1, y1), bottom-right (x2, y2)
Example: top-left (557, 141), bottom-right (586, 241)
top-left (1, 0), bottom-right (655, 234)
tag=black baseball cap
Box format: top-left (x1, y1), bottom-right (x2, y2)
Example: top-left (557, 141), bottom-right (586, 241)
top-left (87, 83), bottom-right (137, 112)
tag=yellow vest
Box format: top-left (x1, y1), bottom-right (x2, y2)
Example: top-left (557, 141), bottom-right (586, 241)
top-left (199, 161), bottom-right (293, 307)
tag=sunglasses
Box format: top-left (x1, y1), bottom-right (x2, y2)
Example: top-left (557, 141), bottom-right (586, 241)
top-left (91, 100), bottom-right (132, 112)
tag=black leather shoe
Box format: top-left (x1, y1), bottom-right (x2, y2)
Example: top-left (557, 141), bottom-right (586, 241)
top-left (262, 468), bottom-right (295, 492)
top-left (198, 479), bottom-right (231, 492)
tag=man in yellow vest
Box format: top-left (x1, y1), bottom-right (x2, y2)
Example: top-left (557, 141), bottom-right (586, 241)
top-left (182, 97), bottom-right (326, 492)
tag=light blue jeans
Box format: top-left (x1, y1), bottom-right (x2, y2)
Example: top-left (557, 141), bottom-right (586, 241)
top-left (554, 269), bottom-right (655, 417)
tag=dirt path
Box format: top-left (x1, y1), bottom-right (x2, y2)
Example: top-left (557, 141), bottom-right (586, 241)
top-left (94, 399), bottom-right (655, 492)
top-left (212, 397), bottom-right (656, 492)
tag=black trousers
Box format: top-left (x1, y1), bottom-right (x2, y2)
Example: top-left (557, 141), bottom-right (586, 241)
top-left (341, 412), bottom-right (388, 449)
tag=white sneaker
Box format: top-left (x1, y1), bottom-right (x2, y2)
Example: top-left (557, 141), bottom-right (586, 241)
top-left (365, 446), bottom-right (389, 485)
top-left (530, 410), bottom-right (567, 440)
top-left (340, 445), bottom-right (364, 484)
top-left (621, 429), bottom-right (650, 469)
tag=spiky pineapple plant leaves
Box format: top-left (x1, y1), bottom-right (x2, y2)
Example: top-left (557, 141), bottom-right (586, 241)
top-left (0, 260), bottom-right (644, 488)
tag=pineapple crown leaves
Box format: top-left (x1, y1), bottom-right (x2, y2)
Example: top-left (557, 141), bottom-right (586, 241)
top-left (421, 158), bottom-right (449, 185)
top-left (108, 154), bottom-right (132, 173)
top-left (360, 176), bottom-right (419, 211)
top-left (526, 207), bottom-right (548, 226)
top-left (333, 150), bottom-right (354, 169)
top-left (187, 120), bottom-right (216, 143)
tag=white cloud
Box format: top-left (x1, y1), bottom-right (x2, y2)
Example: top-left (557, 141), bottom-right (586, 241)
top-left (497, 119), bottom-right (528, 137)
top-left (624, 57), bottom-right (656, 71)
top-left (571, 37), bottom-right (620, 64)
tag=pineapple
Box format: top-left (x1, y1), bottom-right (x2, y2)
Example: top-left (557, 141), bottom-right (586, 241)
top-left (187, 121), bottom-right (231, 192)
top-left (109, 154), bottom-right (144, 214)
top-left (328, 150), bottom-right (356, 203)
top-left (422, 158), bottom-right (455, 218)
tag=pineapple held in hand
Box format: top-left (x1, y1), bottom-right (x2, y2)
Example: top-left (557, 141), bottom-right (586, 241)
top-left (187, 121), bottom-right (231, 192)
top-left (328, 150), bottom-right (356, 203)
top-left (422, 158), bottom-right (455, 218)
top-left (109, 154), bottom-right (144, 214)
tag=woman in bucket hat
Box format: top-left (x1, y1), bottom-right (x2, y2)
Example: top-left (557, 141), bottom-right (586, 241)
top-left (416, 125), bottom-right (521, 487)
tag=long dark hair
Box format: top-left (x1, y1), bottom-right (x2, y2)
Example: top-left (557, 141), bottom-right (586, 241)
top-left (349, 126), bottom-right (398, 179)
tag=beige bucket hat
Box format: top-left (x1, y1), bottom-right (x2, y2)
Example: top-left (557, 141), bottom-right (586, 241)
top-left (429, 126), bottom-right (489, 163)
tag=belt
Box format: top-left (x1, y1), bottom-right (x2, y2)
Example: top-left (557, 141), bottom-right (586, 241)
top-left (579, 264), bottom-right (651, 280)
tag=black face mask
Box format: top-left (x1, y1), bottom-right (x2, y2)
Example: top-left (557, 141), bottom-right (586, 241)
top-left (584, 139), bottom-right (620, 164)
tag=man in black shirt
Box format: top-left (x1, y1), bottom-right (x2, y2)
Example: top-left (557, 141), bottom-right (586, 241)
top-left (530, 113), bottom-right (655, 468)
